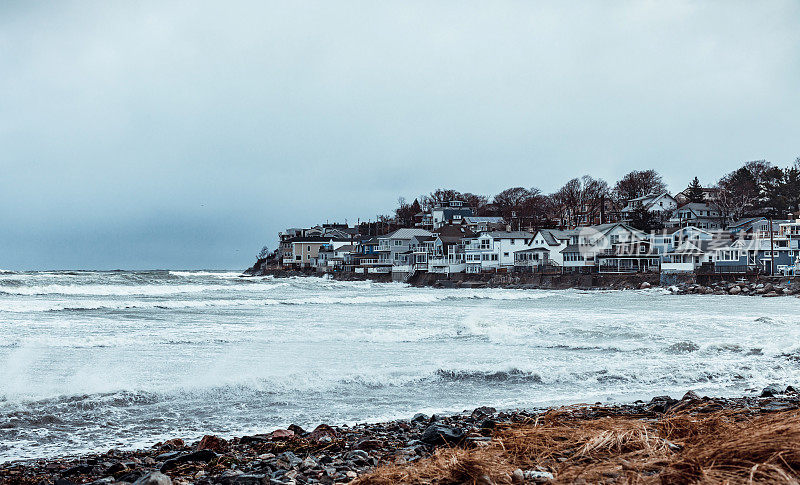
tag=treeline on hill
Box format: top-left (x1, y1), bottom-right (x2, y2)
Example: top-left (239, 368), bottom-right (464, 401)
top-left (358, 158), bottom-right (799, 236)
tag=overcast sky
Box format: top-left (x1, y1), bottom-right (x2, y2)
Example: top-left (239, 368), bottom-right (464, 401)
top-left (1, 1), bottom-right (799, 270)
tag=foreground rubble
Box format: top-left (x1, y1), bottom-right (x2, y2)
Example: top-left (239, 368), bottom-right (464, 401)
top-left (3, 390), bottom-right (800, 485)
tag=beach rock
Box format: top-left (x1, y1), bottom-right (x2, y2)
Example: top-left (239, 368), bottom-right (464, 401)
top-left (524, 470), bottom-right (555, 481)
top-left (160, 449), bottom-right (217, 472)
top-left (647, 395), bottom-right (677, 413)
top-left (287, 424), bottom-right (307, 436)
top-left (471, 406), bottom-right (496, 420)
top-left (132, 472), bottom-right (172, 485)
top-left (354, 438), bottom-right (383, 451)
top-left (763, 291), bottom-right (780, 298)
top-left (411, 413), bottom-right (428, 423)
top-left (639, 282), bottom-right (651, 289)
top-left (269, 429), bottom-right (295, 440)
top-left (512, 469), bottom-right (525, 484)
top-left (760, 384), bottom-right (784, 397)
top-left (682, 390), bottom-right (700, 401)
top-left (420, 424), bottom-right (466, 446)
top-left (239, 434), bottom-right (270, 445)
top-left (62, 464), bottom-right (94, 476)
top-left (729, 286), bottom-right (741, 295)
top-left (160, 438), bottom-right (184, 450)
top-left (227, 474), bottom-right (268, 485)
top-left (309, 424), bottom-right (338, 443)
top-left (118, 470), bottom-right (145, 483)
top-left (197, 434), bottom-right (229, 453)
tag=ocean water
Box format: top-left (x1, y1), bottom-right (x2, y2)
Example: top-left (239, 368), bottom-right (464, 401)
top-left (1, 270), bottom-right (799, 462)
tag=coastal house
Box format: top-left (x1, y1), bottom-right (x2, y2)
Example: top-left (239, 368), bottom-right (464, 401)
top-left (460, 216), bottom-right (505, 233)
top-left (514, 229), bottom-right (572, 268)
top-left (674, 186), bottom-right (720, 205)
top-left (428, 225), bottom-right (475, 274)
top-left (409, 234), bottom-right (436, 272)
top-left (661, 239), bottom-right (723, 273)
top-left (430, 200), bottom-right (475, 230)
top-left (597, 239), bottom-right (660, 273)
top-left (376, 228), bottom-right (434, 273)
top-left (560, 223), bottom-right (648, 272)
top-left (649, 226), bottom-right (715, 257)
top-left (666, 202), bottom-right (725, 230)
top-left (620, 192), bottom-right (678, 223)
top-left (464, 231), bottom-right (533, 273)
top-left (713, 227), bottom-right (799, 275)
top-left (284, 236), bottom-right (351, 269)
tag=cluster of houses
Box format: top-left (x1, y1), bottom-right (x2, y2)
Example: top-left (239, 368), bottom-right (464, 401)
top-left (274, 195), bottom-right (800, 279)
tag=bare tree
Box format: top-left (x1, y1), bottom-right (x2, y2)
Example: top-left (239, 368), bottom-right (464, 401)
top-left (421, 188), bottom-right (463, 209)
top-left (492, 187), bottom-right (533, 218)
top-left (552, 176), bottom-right (609, 227)
top-left (716, 167), bottom-right (759, 222)
top-left (613, 170), bottom-right (667, 202)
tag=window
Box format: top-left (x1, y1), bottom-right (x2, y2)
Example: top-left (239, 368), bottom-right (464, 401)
top-left (510, 239), bottom-right (515, 245)
top-left (504, 252), bottom-right (509, 257)
top-left (307, 246), bottom-right (311, 251)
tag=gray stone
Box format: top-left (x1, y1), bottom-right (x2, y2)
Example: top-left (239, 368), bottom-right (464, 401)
top-left (133, 472), bottom-right (172, 485)
top-left (420, 424), bottom-right (466, 446)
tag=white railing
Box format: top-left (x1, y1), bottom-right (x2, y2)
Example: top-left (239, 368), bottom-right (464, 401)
top-left (661, 262), bottom-right (697, 272)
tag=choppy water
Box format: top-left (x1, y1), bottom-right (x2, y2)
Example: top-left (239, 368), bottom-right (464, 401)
top-left (1, 270), bottom-right (799, 462)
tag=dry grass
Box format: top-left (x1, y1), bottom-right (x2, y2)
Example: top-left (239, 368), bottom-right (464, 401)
top-left (354, 405), bottom-right (800, 484)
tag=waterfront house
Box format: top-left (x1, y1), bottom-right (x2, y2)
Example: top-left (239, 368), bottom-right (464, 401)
top-left (464, 231), bottom-right (533, 273)
top-left (559, 223), bottom-right (648, 272)
top-left (428, 225), bottom-right (475, 274)
top-left (597, 239), bottom-right (660, 273)
top-left (661, 240), bottom-right (716, 273)
top-left (284, 236), bottom-right (351, 269)
top-left (376, 228), bottom-right (434, 273)
top-left (649, 226), bottom-right (715, 257)
top-left (515, 229), bottom-right (572, 268)
top-left (713, 226), bottom-right (799, 275)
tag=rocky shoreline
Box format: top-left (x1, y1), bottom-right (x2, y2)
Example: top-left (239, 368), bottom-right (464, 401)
top-left (667, 280), bottom-right (800, 297)
top-left (3, 388), bottom-right (800, 485)
top-left (245, 266), bottom-right (800, 297)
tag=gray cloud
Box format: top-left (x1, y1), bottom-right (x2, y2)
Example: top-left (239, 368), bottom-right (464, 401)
top-left (1, 1), bottom-right (799, 269)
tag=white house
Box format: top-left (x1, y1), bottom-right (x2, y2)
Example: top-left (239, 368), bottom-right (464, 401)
top-left (464, 231), bottom-right (533, 273)
top-left (620, 192), bottom-right (678, 222)
top-left (515, 229), bottom-right (572, 267)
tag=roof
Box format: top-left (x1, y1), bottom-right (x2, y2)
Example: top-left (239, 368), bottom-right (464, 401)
top-left (534, 229), bottom-right (571, 246)
top-left (463, 216), bottom-right (504, 223)
top-left (482, 231), bottom-right (534, 239)
top-left (334, 245), bottom-right (356, 252)
top-left (380, 228), bottom-right (434, 240)
top-left (560, 244), bottom-right (584, 253)
top-left (435, 225), bottom-right (477, 239)
top-left (676, 202), bottom-right (719, 211)
top-left (286, 236), bottom-right (351, 243)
